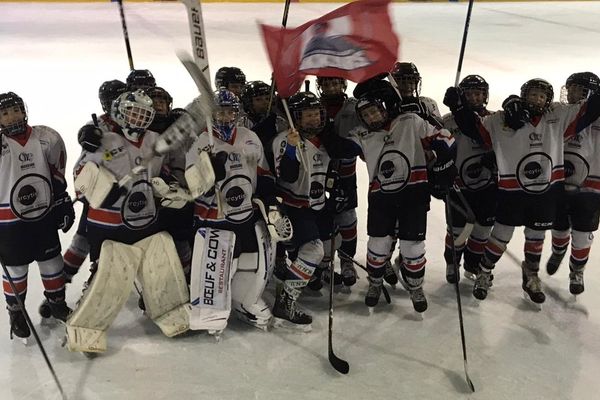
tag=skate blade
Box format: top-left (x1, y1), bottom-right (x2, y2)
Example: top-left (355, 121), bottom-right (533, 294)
top-left (235, 315), bottom-right (271, 332)
top-left (271, 317), bottom-right (312, 333)
top-left (208, 330), bottom-right (223, 342)
top-left (412, 311), bottom-right (424, 321)
top-left (522, 293), bottom-right (543, 311)
top-left (83, 351), bottom-right (98, 359)
top-left (367, 307), bottom-right (375, 315)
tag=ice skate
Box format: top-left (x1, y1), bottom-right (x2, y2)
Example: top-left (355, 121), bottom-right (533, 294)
top-left (473, 268), bottom-right (493, 300)
top-left (272, 288), bottom-right (312, 332)
top-left (546, 251), bottom-right (565, 276)
top-left (365, 276), bottom-right (383, 313)
top-left (521, 261), bottom-right (545, 308)
top-left (233, 299), bottom-right (272, 331)
top-left (409, 287), bottom-right (428, 315)
top-left (8, 305), bottom-right (30, 344)
top-left (39, 300), bottom-right (52, 325)
top-left (340, 258), bottom-right (357, 288)
top-left (446, 263), bottom-right (460, 284)
top-left (569, 267), bottom-right (584, 296)
top-left (383, 260), bottom-right (398, 287)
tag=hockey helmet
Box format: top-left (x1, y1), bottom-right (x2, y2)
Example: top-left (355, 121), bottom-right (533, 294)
top-left (111, 90), bottom-right (155, 141)
top-left (215, 67), bottom-right (246, 97)
top-left (0, 92), bottom-right (28, 136)
top-left (459, 75), bottom-right (489, 110)
top-left (287, 91), bottom-right (326, 139)
top-left (99, 80), bottom-right (127, 114)
top-left (126, 69), bottom-right (156, 91)
top-left (520, 78), bottom-right (554, 116)
top-left (213, 88), bottom-right (240, 142)
top-left (241, 81), bottom-right (271, 119)
top-left (391, 62), bottom-right (422, 97)
top-left (561, 72), bottom-right (600, 104)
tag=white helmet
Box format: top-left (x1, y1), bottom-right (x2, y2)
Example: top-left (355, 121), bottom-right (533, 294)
top-left (111, 90), bottom-right (155, 141)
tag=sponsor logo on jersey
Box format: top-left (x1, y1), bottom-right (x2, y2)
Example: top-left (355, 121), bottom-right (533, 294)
top-left (103, 146), bottom-right (125, 161)
top-left (380, 160), bottom-right (395, 178)
top-left (529, 132), bottom-right (542, 148)
top-left (127, 192), bottom-right (147, 212)
top-left (564, 160), bottom-right (575, 178)
top-left (309, 181), bottom-right (324, 199)
top-left (225, 186), bottom-right (245, 207)
top-left (523, 161), bottom-right (543, 179)
top-left (18, 185), bottom-right (37, 205)
top-left (18, 152), bottom-right (33, 162)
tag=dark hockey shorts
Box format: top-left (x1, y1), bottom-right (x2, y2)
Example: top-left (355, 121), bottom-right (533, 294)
top-left (495, 185), bottom-right (561, 230)
top-left (553, 191), bottom-right (600, 232)
top-left (283, 205), bottom-right (334, 249)
top-left (367, 188), bottom-right (429, 241)
top-left (449, 185), bottom-right (497, 228)
top-left (0, 218), bottom-right (61, 265)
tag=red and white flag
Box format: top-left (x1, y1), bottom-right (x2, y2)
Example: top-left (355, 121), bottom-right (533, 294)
top-left (260, 0), bottom-right (400, 98)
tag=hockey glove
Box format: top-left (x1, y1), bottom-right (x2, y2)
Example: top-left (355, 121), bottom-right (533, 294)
top-left (253, 198), bottom-right (293, 242)
top-left (53, 192), bottom-right (75, 233)
top-left (443, 87), bottom-right (465, 112)
top-left (327, 186), bottom-right (349, 214)
top-left (502, 95), bottom-right (530, 130)
top-left (429, 159), bottom-right (458, 200)
top-left (211, 151), bottom-right (228, 182)
top-left (151, 177), bottom-right (193, 209)
top-left (77, 125), bottom-right (103, 153)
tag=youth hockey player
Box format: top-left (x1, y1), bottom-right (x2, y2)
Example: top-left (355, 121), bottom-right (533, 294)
top-left (62, 79), bottom-right (127, 282)
top-left (444, 77), bottom-right (600, 304)
top-left (66, 89), bottom-right (192, 354)
top-left (186, 88), bottom-right (286, 335)
top-left (126, 69), bottom-right (157, 91)
top-left (315, 76), bottom-right (359, 288)
top-left (324, 77), bottom-right (456, 313)
top-left (214, 67), bottom-right (246, 98)
top-left (442, 75), bottom-right (497, 283)
top-left (0, 92), bottom-right (75, 340)
top-left (271, 91), bottom-right (333, 330)
top-left (546, 72), bottom-right (600, 295)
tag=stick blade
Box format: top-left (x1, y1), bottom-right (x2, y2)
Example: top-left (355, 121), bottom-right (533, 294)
top-left (329, 350), bottom-right (349, 374)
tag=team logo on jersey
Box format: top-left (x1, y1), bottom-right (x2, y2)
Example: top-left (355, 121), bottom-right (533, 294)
top-left (18, 152), bottom-right (33, 162)
top-left (376, 150), bottom-right (410, 193)
top-left (10, 174), bottom-right (52, 221)
top-left (528, 132), bottom-right (542, 148)
top-left (127, 192), bottom-right (147, 213)
top-left (121, 180), bottom-right (156, 229)
top-left (310, 181), bottom-right (325, 199)
top-left (221, 175), bottom-right (253, 223)
top-left (564, 152), bottom-right (589, 189)
top-left (460, 154), bottom-right (493, 191)
top-left (225, 186), bottom-right (246, 207)
top-left (516, 152), bottom-right (552, 193)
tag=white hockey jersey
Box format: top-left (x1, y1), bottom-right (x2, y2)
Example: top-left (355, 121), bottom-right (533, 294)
top-left (443, 111), bottom-right (495, 191)
top-left (272, 132), bottom-right (330, 210)
top-left (186, 126), bottom-right (273, 223)
top-left (473, 102), bottom-right (591, 193)
top-left (564, 118), bottom-right (600, 194)
top-left (74, 130), bottom-right (164, 230)
top-left (0, 125), bottom-right (66, 226)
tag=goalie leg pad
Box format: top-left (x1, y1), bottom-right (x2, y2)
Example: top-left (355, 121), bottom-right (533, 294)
top-left (135, 232), bottom-right (190, 337)
top-left (74, 162), bottom-right (117, 209)
top-left (231, 222), bottom-right (273, 329)
top-left (189, 227), bottom-right (236, 331)
top-left (66, 240), bottom-right (142, 353)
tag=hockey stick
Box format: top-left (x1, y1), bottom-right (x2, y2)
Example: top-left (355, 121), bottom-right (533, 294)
top-left (336, 249), bottom-right (391, 304)
top-left (0, 263), bottom-right (68, 400)
top-left (328, 234), bottom-right (349, 374)
top-left (266, 0), bottom-right (292, 114)
top-left (117, 0), bottom-right (135, 70)
top-left (446, 0), bottom-right (476, 392)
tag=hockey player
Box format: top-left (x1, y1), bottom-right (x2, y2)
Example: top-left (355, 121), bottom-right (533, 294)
top-left (390, 62), bottom-right (443, 127)
top-left (315, 76), bottom-right (359, 288)
top-left (442, 75), bottom-right (497, 283)
top-left (0, 92), bottom-right (75, 340)
top-left (546, 72), bottom-right (600, 295)
top-left (271, 91), bottom-right (333, 330)
top-left (186, 88), bottom-right (285, 335)
top-left (214, 67), bottom-right (246, 98)
top-left (126, 69), bottom-right (157, 91)
top-left (323, 77), bottom-right (456, 313)
top-left (66, 90), bottom-right (192, 354)
top-left (444, 78), bottom-right (600, 304)
top-left (62, 79), bottom-right (127, 282)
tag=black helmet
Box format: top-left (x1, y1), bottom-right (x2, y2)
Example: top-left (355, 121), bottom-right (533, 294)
top-left (520, 78), bottom-right (554, 115)
top-left (240, 81), bottom-right (271, 119)
top-left (561, 72), bottom-right (600, 104)
top-left (215, 67), bottom-right (246, 90)
top-left (0, 92), bottom-right (28, 136)
top-left (353, 78), bottom-right (401, 131)
top-left (145, 86), bottom-right (173, 117)
top-left (459, 74), bottom-right (489, 110)
top-left (316, 76), bottom-right (348, 99)
top-left (99, 80), bottom-right (127, 114)
top-left (391, 62), bottom-right (422, 97)
top-left (126, 69), bottom-right (156, 91)
top-left (287, 91), bottom-right (326, 139)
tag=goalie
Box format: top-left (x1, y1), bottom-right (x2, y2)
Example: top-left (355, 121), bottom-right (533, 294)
top-left (185, 88), bottom-right (291, 336)
top-left (65, 89), bottom-right (210, 355)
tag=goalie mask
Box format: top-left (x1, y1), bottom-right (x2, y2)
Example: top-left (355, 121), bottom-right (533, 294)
top-left (111, 90), bottom-right (156, 142)
top-left (212, 88), bottom-right (240, 142)
top-left (459, 75), bottom-right (489, 111)
top-left (391, 62), bottom-right (422, 98)
top-left (287, 91), bottom-right (326, 140)
top-left (560, 72), bottom-right (600, 104)
top-left (521, 78), bottom-right (553, 116)
top-left (0, 92), bottom-right (28, 137)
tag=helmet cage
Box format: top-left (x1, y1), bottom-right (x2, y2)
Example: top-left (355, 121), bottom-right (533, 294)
top-left (0, 92), bottom-right (28, 136)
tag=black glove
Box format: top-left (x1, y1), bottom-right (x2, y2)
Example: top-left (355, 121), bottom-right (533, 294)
top-left (252, 113), bottom-right (278, 142)
top-left (443, 87), bottom-right (464, 112)
top-left (429, 159), bottom-right (458, 200)
top-left (502, 95), bottom-right (530, 130)
top-left (53, 192), bottom-right (75, 233)
top-left (77, 125), bottom-right (103, 152)
top-left (327, 186), bottom-right (348, 214)
top-left (211, 151), bottom-right (228, 182)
